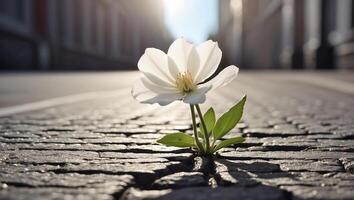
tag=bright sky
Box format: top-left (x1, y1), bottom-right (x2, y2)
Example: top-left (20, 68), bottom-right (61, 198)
top-left (163, 0), bottom-right (218, 44)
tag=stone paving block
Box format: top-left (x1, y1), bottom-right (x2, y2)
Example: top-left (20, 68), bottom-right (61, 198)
top-left (0, 137), bottom-right (87, 144)
top-left (220, 150), bottom-right (354, 160)
top-left (339, 158), bottom-right (354, 174)
top-left (130, 133), bottom-right (166, 139)
top-left (3, 150), bottom-right (100, 164)
top-left (217, 171), bottom-right (260, 186)
top-left (99, 152), bottom-right (194, 162)
top-left (48, 161), bottom-right (189, 187)
top-left (83, 137), bottom-right (155, 145)
top-left (0, 143), bottom-right (128, 152)
top-left (282, 186), bottom-right (354, 200)
top-left (244, 128), bottom-right (307, 137)
top-left (152, 172), bottom-right (207, 189)
top-left (0, 174), bottom-right (133, 200)
top-left (272, 160), bottom-right (344, 173)
top-left (0, 188), bottom-right (114, 200)
top-left (0, 163), bottom-right (65, 174)
top-left (215, 159), bottom-right (281, 173)
top-left (126, 145), bottom-right (190, 153)
top-left (0, 172), bottom-right (133, 188)
top-left (121, 185), bottom-right (289, 200)
top-left (93, 128), bottom-right (158, 135)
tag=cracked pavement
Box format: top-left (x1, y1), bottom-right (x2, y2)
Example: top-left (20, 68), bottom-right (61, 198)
top-left (0, 71), bottom-right (354, 200)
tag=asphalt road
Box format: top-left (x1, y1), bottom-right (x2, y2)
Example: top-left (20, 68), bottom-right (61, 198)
top-left (0, 71), bottom-right (140, 107)
top-left (0, 70), bottom-right (353, 109)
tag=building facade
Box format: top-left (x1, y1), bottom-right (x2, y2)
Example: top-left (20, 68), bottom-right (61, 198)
top-left (218, 0), bottom-right (354, 69)
top-left (0, 0), bottom-right (172, 70)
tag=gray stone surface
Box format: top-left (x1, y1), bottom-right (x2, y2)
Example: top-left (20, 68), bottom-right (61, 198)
top-left (152, 172), bottom-right (207, 189)
top-left (121, 185), bottom-right (289, 200)
top-left (1, 72), bottom-right (354, 199)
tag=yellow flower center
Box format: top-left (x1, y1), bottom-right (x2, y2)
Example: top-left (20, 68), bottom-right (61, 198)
top-left (175, 71), bottom-right (196, 93)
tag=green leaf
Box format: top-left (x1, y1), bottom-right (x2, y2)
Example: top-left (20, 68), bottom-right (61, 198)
top-left (213, 96), bottom-right (247, 140)
top-left (157, 132), bottom-right (195, 147)
top-left (213, 136), bottom-right (245, 152)
top-left (197, 131), bottom-right (204, 139)
top-left (199, 107), bottom-right (216, 137)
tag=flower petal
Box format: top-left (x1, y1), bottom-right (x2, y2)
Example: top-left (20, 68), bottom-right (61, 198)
top-left (201, 65), bottom-right (239, 90)
top-left (194, 40), bottom-right (222, 83)
top-left (183, 86), bottom-right (211, 104)
top-left (167, 38), bottom-right (194, 73)
top-left (168, 56), bottom-right (180, 79)
top-left (143, 93), bottom-right (184, 106)
top-left (143, 72), bottom-right (174, 88)
top-left (138, 48), bottom-right (176, 85)
top-left (132, 78), bottom-right (157, 102)
top-left (132, 78), bottom-right (183, 106)
top-left (141, 77), bottom-right (178, 94)
top-left (187, 47), bottom-right (200, 80)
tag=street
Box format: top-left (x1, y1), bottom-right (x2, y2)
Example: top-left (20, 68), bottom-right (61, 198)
top-left (0, 71), bottom-right (140, 107)
top-left (0, 71), bottom-right (354, 200)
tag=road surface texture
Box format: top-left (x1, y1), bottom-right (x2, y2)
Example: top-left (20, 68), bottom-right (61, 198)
top-left (0, 71), bottom-right (354, 200)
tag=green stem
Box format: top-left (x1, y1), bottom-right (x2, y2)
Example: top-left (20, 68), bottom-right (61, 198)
top-left (196, 104), bottom-right (210, 153)
top-left (211, 139), bottom-right (216, 149)
top-left (190, 104), bottom-right (204, 154)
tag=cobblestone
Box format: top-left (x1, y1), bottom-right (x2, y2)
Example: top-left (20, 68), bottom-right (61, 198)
top-left (152, 172), bottom-right (207, 189)
top-left (0, 73), bottom-right (354, 199)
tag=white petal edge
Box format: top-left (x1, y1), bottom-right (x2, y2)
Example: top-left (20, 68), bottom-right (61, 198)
top-left (194, 40), bottom-right (222, 83)
top-left (200, 65), bottom-right (239, 90)
top-left (132, 78), bottom-right (183, 106)
top-left (132, 78), bottom-right (157, 102)
top-left (143, 93), bottom-right (184, 106)
top-left (167, 38), bottom-right (194, 73)
top-left (138, 48), bottom-right (176, 86)
top-left (183, 86), bottom-right (211, 105)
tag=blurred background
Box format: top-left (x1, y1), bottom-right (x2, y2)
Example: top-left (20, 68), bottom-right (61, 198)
top-left (0, 0), bottom-right (353, 71)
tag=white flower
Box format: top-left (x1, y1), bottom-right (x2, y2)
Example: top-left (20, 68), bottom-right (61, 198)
top-left (132, 38), bottom-right (239, 106)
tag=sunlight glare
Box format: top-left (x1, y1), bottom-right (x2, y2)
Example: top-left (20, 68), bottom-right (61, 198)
top-left (230, 0), bottom-right (242, 16)
top-left (163, 0), bottom-right (218, 44)
top-left (164, 0), bottom-right (187, 13)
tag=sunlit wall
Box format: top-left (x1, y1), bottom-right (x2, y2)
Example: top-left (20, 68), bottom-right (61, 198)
top-left (0, 0), bottom-right (172, 70)
top-left (217, 0), bottom-right (354, 70)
